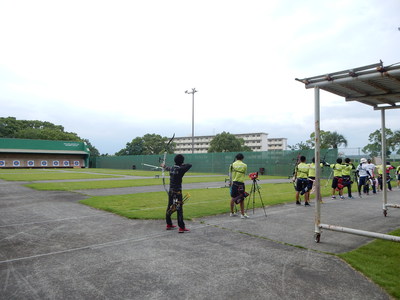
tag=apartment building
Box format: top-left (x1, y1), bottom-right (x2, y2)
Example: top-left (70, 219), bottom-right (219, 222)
top-left (174, 133), bottom-right (287, 153)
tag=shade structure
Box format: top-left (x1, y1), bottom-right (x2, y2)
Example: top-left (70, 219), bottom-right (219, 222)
top-left (296, 60), bottom-right (400, 243)
top-left (296, 61), bottom-right (400, 110)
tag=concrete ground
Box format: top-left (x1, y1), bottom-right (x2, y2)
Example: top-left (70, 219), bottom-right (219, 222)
top-left (1, 178), bottom-right (399, 299)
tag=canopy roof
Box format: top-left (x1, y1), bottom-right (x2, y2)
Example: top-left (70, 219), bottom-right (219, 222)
top-left (296, 61), bottom-right (400, 110)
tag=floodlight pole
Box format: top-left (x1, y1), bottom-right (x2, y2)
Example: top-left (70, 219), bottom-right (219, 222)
top-left (185, 88), bottom-right (198, 154)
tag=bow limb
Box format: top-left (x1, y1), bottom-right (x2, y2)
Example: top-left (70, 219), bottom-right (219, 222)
top-left (162, 134), bottom-right (175, 195)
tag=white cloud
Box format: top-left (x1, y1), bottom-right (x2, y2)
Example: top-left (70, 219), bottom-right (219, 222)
top-left (1, 0), bottom-right (399, 154)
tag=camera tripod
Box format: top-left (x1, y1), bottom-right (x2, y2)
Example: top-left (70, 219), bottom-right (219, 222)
top-left (246, 178), bottom-right (267, 217)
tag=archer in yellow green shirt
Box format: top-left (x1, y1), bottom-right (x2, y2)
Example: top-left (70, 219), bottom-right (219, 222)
top-left (294, 156), bottom-right (310, 206)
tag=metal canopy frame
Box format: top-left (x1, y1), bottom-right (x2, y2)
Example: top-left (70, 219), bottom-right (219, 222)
top-left (296, 61), bottom-right (400, 243)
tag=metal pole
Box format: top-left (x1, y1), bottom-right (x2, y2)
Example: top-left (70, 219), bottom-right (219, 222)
top-left (185, 88), bottom-right (198, 154)
top-left (314, 87), bottom-right (321, 237)
top-left (381, 109), bottom-right (388, 212)
top-left (320, 224), bottom-right (400, 242)
top-left (192, 92), bottom-right (195, 154)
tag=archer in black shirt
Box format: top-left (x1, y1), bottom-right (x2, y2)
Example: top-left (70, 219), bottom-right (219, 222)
top-left (161, 154), bottom-right (192, 233)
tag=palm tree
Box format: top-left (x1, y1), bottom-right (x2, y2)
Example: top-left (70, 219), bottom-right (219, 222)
top-left (324, 131), bottom-right (347, 149)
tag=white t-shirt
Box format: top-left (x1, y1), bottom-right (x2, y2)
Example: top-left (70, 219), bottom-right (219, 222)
top-left (357, 163), bottom-right (370, 177)
top-left (365, 163), bottom-right (376, 177)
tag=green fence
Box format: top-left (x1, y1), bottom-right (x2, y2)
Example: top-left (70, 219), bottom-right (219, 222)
top-left (93, 149), bottom-right (338, 177)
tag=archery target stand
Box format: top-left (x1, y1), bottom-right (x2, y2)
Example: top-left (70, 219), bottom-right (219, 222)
top-left (296, 61), bottom-right (400, 243)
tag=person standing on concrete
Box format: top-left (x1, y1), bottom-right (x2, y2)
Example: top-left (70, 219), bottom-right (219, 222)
top-left (356, 158), bottom-right (371, 198)
top-left (385, 162), bottom-right (395, 191)
top-left (229, 153), bottom-right (249, 219)
top-left (307, 157), bottom-right (323, 203)
top-left (329, 158), bottom-right (345, 200)
top-left (396, 165), bottom-right (400, 189)
top-left (161, 154), bottom-right (192, 233)
top-left (342, 158), bottom-right (355, 199)
top-left (294, 156), bottom-right (310, 206)
top-left (376, 163), bottom-right (384, 191)
top-left (364, 159), bottom-right (377, 194)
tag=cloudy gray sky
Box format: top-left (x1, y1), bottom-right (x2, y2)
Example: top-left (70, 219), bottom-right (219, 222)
top-left (1, 0), bottom-right (399, 154)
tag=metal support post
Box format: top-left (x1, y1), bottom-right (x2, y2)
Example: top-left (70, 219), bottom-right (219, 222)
top-left (314, 87), bottom-right (322, 242)
top-left (380, 109), bottom-right (388, 216)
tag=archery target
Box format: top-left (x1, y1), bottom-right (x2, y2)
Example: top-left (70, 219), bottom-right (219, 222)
top-left (41, 161), bottom-right (48, 167)
top-left (53, 161), bottom-right (59, 166)
top-left (63, 161), bottom-right (70, 167)
top-left (28, 160), bottom-right (35, 167)
top-left (0, 161), bottom-right (5, 167)
top-left (13, 160), bottom-right (21, 167)
top-left (74, 161), bottom-right (80, 166)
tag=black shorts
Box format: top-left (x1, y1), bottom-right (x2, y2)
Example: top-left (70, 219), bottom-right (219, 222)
top-left (332, 176), bottom-right (342, 189)
top-left (307, 177), bottom-right (315, 190)
top-left (230, 181), bottom-right (245, 197)
top-left (296, 178), bottom-right (308, 192)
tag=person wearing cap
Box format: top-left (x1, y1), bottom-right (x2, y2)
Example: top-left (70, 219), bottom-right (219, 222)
top-left (161, 154), bottom-right (192, 233)
top-left (356, 158), bottom-right (371, 198)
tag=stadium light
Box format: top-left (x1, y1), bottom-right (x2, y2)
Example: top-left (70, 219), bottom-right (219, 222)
top-left (185, 88), bottom-right (198, 154)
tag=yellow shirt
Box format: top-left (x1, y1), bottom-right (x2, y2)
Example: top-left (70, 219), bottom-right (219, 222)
top-left (308, 162), bottom-right (323, 177)
top-left (296, 162), bottom-right (309, 179)
top-left (230, 160), bottom-right (247, 183)
top-left (330, 163), bottom-right (345, 177)
top-left (342, 163), bottom-right (354, 176)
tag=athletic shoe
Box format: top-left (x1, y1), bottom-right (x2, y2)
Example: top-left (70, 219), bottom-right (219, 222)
top-left (331, 196), bottom-right (336, 199)
top-left (296, 201), bottom-right (301, 205)
top-left (230, 212), bottom-right (238, 217)
top-left (178, 227), bottom-right (190, 233)
top-left (241, 214), bottom-right (249, 219)
top-left (166, 224), bottom-right (177, 230)
top-left (340, 196), bottom-right (345, 200)
top-left (304, 202), bottom-right (311, 207)
top-left (348, 196), bottom-right (354, 199)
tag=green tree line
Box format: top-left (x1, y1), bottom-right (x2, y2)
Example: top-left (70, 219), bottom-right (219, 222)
top-left (288, 129), bottom-right (400, 157)
top-left (0, 117), bottom-right (99, 156)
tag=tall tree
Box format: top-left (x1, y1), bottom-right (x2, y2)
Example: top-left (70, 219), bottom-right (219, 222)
top-left (362, 128), bottom-right (395, 157)
top-left (115, 134), bottom-right (175, 155)
top-left (288, 141), bottom-right (312, 151)
top-left (208, 131), bottom-right (252, 153)
top-left (82, 139), bottom-right (100, 157)
top-left (391, 130), bottom-right (400, 154)
top-left (324, 131), bottom-right (347, 149)
top-left (306, 130), bottom-right (347, 149)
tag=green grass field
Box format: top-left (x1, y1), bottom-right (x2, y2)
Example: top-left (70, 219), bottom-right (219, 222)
top-left (78, 182), bottom-right (328, 219)
top-left (0, 168), bottom-right (399, 298)
top-left (339, 229), bottom-right (400, 299)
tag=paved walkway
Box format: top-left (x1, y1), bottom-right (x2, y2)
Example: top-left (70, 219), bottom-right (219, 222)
top-left (1, 178), bottom-right (399, 299)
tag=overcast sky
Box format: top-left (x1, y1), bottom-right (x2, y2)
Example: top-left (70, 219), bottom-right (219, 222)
top-left (1, 0), bottom-right (399, 154)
